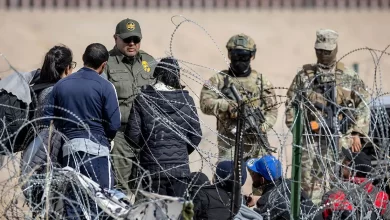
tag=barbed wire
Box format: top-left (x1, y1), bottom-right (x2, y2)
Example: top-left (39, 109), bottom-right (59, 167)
top-left (0, 14), bottom-right (389, 220)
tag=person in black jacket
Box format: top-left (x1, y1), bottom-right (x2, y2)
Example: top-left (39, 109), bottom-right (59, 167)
top-left (190, 160), bottom-right (247, 220)
top-left (246, 155), bottom-right (323, 220)
top-left (125, 57), bottom-right (202, 197)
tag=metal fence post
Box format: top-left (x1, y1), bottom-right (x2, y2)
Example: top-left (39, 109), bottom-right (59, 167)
top-left (290, 91), bottom-right (303, 219)
top-left (230, 84), bottom-right (244, 219)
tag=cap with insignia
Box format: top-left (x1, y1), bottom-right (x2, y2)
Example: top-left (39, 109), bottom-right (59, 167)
top-left (315, 29), bottom-right (338, 50)
top-left (115, 18), bottom-right (142, 40)
top-left (226, 33), bottom-right (256, 52)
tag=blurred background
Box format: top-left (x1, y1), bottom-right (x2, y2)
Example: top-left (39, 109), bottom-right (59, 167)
top-left (0, 0), bottom-right (390, 196)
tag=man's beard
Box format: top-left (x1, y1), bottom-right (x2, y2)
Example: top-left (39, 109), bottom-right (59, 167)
top-left (252, 181), bottom-right (262, 189)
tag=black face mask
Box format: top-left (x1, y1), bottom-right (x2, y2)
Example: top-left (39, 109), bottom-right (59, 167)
top-left (229, 49), bottom-right (252, 76)
top-left (316, 46), bottom-right (338, 67)
top-left (230, 60), bottom-right (251, 76)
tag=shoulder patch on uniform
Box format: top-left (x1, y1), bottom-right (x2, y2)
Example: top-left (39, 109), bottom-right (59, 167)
top-left (141, 61), bottom-right (151, 73)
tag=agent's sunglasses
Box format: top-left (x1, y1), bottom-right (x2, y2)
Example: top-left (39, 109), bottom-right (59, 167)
top-left (122, 36), bottom-right (141, 44)
top-left (230, 49), bottom-right (252, 62)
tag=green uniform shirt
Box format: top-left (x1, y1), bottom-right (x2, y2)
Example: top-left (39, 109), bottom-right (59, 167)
top-left (106, 47), bottom-right (156, 125)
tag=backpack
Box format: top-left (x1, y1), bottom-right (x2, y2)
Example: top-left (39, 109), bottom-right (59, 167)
top-left (0, 70), bottom-right (54, 154)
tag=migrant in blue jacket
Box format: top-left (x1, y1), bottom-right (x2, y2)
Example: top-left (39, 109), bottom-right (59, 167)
top-left (44, 67), bottom-right (121, 147)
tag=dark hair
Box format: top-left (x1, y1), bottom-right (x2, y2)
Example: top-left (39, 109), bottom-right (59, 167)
top-left (40, 45), bottom-right (73, 83)
top-left (82, 43), bottom-right (109, 69)
top-left (153, 57), bottom-right (183, 89)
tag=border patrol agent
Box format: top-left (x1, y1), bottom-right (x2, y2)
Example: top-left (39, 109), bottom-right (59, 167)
top-left (200, 34), bottom-right (278, 162)
top-left (106, 18), bottom-right (156, 195)
top-left (285, 29), bottom-right (370, 204)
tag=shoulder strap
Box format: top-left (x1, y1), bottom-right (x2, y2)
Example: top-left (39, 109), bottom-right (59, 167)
top-left (255, 71), bottom-right (264, 102)
top-left (224, 74), bottom-right (229, 87)
top-left (31, 82), bottom-right (55, 93)
top-left (302, 64), bottom-right (316, 75)
top-left (301, 64), bottom-right (318, 85)
top-left (260, 73), bottom-right (263, 97)
top-left (218, 71), bottom-right (230, 91)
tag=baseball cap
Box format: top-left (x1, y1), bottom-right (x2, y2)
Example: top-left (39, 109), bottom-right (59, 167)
top-left (226, 34), bottom-right (256, 52)
top-left (314, 29), bottom-right (338, 50)
top-left (246, 155), bottom-right (282, 181)
top-left (342, 148), bottom-right (372, 177)
top-left (215, 160), bottom-right (247, 186)
top-left (115, 18), bottom-right (142, 40)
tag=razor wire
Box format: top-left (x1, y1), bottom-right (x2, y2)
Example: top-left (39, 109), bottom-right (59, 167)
top-left (0, 15), bottom-right (389, 220)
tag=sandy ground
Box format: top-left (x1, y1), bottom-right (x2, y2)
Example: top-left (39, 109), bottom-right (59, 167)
top-left (0, 8), bottom-right (390, 216)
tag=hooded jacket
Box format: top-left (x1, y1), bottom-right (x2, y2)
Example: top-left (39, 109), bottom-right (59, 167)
top-left (255, 179), bottom-right (323, 220)
top-left (190, 171), bottom-right (232, 220)
top-left (125, 85), bottom-right (202, 178)
top-left (190, 161), bottom-right (247, 220)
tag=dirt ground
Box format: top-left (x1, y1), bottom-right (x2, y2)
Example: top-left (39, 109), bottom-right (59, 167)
top-left (0, 9), bottom-right (389, 213)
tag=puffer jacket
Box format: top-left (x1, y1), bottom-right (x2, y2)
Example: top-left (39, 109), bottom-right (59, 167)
top-left (192, 184), bottom-right (231, 220)
top-left (125, 85), bottom-right (202, 178)
top-left (255, 179), bottom-right (323, 220)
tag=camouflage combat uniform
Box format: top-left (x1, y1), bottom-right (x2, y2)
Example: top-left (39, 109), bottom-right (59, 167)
top-left (106, 19), bottom-right (156, 195)
top-left (285, 29), bottom-right (370, 204)
top-left (200, 34), bottom-right (278, 161)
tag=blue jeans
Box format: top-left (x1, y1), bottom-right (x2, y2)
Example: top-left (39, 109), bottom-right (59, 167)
top-left (62, 151), bottom-right (114, 219)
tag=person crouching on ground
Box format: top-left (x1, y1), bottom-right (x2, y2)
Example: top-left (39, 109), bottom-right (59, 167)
top-left (321, 149), bottom-right (390, 220)
top-left (125, 57), bottom-right (202, 197)
top-left (246, 155), bottom-right (322, 220)
top-left (191, 160), bottom-right (247, 220)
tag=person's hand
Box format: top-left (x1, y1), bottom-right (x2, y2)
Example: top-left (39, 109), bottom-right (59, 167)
top-left (351, 135), bottom-right (362, 152)
top-left (244, 194), bottom-right (260, 207)
top-left (228, 102), bottom-right (238, 119)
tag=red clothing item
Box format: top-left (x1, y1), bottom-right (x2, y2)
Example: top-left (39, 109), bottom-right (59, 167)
top-left (350, 177), bottom-right (389, 215)
top-left (322, 178), bottom-right (390, 219)
top-left (323, 191), bottom-right (353, 219)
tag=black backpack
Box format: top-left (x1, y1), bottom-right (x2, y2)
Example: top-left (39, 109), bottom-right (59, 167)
top-left (0, 70), bottom-right (54, 154)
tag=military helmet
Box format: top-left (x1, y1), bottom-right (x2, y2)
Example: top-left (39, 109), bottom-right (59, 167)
top-left (226, 34), bottom-right (257, 52)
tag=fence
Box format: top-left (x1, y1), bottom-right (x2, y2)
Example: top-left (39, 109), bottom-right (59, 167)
top-left (1, 0), bottom-right (390, 10)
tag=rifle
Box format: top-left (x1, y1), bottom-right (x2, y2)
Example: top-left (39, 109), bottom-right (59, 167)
top-left (229, 84), bottom-right (276, 154)
top-left (310, 80), bottom-right (352, 159)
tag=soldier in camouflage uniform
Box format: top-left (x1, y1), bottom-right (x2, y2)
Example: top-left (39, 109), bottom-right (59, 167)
top-left (200, 34), bottom-right (278, 162)
top-left (105, 18), bottom-right (156, 195)
top-left (285, 29), bottom-right (370, 204)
